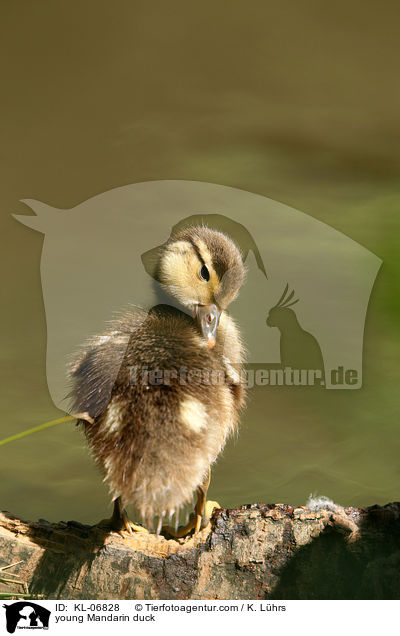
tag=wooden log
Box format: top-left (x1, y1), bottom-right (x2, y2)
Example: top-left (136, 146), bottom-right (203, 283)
top-left (0, 502), bottom-right (399, 600)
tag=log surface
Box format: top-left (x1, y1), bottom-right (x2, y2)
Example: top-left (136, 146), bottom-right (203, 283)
top-left (1, 502), bottom-right (399, 600)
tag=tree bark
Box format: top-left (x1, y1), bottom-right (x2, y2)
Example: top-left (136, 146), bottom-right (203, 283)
top-left (0, 502), bottom-right (399, 600)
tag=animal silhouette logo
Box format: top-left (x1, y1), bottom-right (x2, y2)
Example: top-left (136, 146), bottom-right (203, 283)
top-left (267, 284), bottom-right (325, 382)
top-left (141, 212), bottom-right (268, 281)
top-left (3, 602), bottom-right (50, 633)
top-left (12, 180), bottom-right (382, 401)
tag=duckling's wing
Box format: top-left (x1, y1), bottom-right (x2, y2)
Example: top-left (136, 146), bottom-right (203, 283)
top-left (68, 332), bottom-right (130, 418)
top-left (68, 310), bottom-right (147, 418)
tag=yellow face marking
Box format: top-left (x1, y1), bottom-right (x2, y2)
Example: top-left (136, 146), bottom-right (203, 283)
top-left (159, 239), bottom-right (221, 307)
top-left (195, 239), bottom-right (221, 298)
top-left (179, 397), bottom-right (208, 433)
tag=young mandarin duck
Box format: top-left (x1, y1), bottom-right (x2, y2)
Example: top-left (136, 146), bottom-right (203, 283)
top-left (69, 226), bottom-right (246, 537)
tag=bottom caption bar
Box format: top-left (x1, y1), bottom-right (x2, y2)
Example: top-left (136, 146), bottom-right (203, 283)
top-left (1, 600), bottom-right (397, 634)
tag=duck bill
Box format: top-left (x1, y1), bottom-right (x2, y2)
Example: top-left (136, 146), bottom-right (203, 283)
top-left (195, 304), bottom-right (221, 349)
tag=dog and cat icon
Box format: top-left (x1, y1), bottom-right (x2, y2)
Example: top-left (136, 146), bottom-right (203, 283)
top-left (3, 602), bottom-right (50, 633)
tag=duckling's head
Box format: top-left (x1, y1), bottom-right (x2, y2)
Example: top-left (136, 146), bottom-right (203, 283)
top-left (157, 226), bottom-right (245, 347)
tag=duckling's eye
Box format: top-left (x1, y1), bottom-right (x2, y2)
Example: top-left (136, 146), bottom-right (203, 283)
top-left (199, 265), bottom-right (210, 282)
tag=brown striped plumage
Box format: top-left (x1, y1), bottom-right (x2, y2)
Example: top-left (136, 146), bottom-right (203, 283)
top-left (68, 226), bottom-right (246, 534)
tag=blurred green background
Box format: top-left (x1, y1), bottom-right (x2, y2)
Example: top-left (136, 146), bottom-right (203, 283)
top-left (1, 0), bottom-right (399, 523)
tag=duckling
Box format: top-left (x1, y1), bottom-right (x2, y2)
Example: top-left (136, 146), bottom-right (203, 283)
top-left (68, 226), bottom-right (246, 537)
